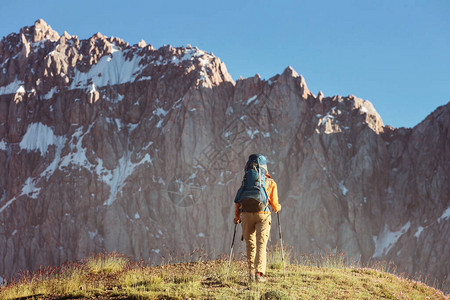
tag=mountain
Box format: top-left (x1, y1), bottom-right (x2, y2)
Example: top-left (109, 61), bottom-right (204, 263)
top-left (0, 19), bottom-right (448, 289)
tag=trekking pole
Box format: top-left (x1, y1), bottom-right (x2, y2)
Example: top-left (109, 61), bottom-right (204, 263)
top-left (277, 212), bottom-right (286, 279)
top-left (225, 223), bottom-right (238, 281)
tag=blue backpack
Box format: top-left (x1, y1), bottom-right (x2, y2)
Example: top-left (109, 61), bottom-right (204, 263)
top-left (234, 154), bottom-right (269, 212)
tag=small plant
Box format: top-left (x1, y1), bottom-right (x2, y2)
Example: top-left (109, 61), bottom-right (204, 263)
top-left (219, 259), bottom-right (245, 283)
top-left (268, 243), bottom-right (290, 270)
top-left (239, 288), bottom-right (261, 300)
top-left (370, 260), bottom-right (398, 274)
top-left (0, 263), bottom-right (90, 300)
top-left (170, 276), bottom-right (201, 299)
top-left (119, 267), bottom-right (163, 288)
top-left (86, 252), bottom-right (128, 274)
top-left (293, 252), bottom-right (315, 267)
top-left (173, 273), bottom-right (200, 284)
top-left (318, 248), bottom-right (347, 269)
top-left (261, 290), bottom-right (293, 300)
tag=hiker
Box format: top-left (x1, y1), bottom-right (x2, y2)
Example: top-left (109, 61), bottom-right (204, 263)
top-left (234, 154), bottom-right (281, 282)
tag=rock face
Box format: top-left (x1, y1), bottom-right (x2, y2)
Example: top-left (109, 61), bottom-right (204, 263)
top-left (0, 20), bottom-right (448, 289)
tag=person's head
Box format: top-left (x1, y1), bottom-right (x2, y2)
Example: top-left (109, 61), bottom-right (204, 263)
top-left (248, 154), bottom-right (268, 172)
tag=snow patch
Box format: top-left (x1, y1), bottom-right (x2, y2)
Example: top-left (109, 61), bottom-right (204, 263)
top-left (70, 49), bottom-right (144, 90)
top-left (246, 95), bottom-right (258, 105)
top-left (153, 106), bottom-right (168, 128)
top-left (175, 179), bottom-right (184, 193)
top-left (40, 134), bottom-right (67, 180)
top-left (437, 207), bottom-right (450, 223)
top-left (102, 152), bottom-right (153, 206)
top-left (0, 140), bottom-right (7, 151)
top-left (180, 49), bottom-right (212, 66)
top-left (114, 118), bottom-right (123, 131)
top-left (339, 181), bottom-right (348, 196)
top-left (87, 83), bottom-right (97, 95)
top-left (142, 141), bottom-right (153, 150)
top-left (16, 85), bottom-right (25, 94)
top-left (154, 107), bottom-right (168, 118)
top-left (138, 75), bottom-right (152, 81)
top-left (321, 112), bottom-right (335, 126)
top-left (172, 97), bottom-right (184, 110)
top-left (247, 129), bottom-right (259, 139)
top-left (153, 49), bottom-right (212, 67)
top-left (107, 93), bottom-right (124, 104)
top-left (20, 123), bottom-right (66, 156)
top-left (111, 44), bottom-right (120, 53)
top-left (373, 221), bottom-right (411, 258)
top-left (89, 230), bottom-right (98, 239)
top-left (0, 196), bottom-right (17, 214)
top-left (414, 226), bottom-right (424, 238)
top-left (20, 177), bottom-right (41, 199)
top-left (59, 126), bottom-right (93, 170)
top-left (152, 98), bottom-right (184, 129)
top-left (0, 80), bottom-right (25, 96)
top-left (127, 123), bottom-right (139, 132)
top-left (42, 87), bottom-right (58, 100)
top-left (60, 128), bottom-right (153, 206)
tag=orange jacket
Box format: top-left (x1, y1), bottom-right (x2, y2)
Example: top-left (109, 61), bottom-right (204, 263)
top-left (234, 173), bottom-right (281, 222)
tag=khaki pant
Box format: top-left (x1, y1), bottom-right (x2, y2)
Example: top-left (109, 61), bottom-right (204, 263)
top-left (241, 212), bottom-right (271, 276)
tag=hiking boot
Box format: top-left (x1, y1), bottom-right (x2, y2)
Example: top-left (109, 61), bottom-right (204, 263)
top-left (255, 272), bottom-right (266, 282)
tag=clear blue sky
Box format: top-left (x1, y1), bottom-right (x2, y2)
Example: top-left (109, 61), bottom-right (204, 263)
top-left (1, 0), bottom-right (449, 128)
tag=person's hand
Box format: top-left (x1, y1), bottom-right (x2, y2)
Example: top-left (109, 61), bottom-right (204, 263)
top-left (234, 217), bottom-right (241, 224)
top-left (276, 204), bottom-right (282, 213)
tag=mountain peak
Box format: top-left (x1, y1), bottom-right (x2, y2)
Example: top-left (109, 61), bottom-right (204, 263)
top-left (25, 19), bottom-right (60, 43)
top-left (0, 19), bottom-right (59, 60)
top-left (281, 66), bottom-right (299, 78)
top-left (137, 39), bottom-right (147, 48)
top-left (278, 66), bottom-right (311, 98)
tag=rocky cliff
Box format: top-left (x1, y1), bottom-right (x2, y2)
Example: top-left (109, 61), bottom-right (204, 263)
top-left (0, 20), bottom-right (448, 289)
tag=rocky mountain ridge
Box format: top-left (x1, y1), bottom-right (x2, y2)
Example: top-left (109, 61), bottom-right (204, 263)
top-left (0, 20), bottom-right (448, 290)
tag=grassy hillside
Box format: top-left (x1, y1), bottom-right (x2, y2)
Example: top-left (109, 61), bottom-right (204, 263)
top-left (0, 249), bottom-right (447, 299)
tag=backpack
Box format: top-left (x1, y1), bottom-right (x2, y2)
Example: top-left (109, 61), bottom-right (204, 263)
top-left (234, 154), bottom-right (269, 212)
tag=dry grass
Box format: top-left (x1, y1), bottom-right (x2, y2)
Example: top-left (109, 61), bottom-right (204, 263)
top-left (0, 248), bottom-right (448, 299)
top-left (86, 252), bottom-right (129, 275)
